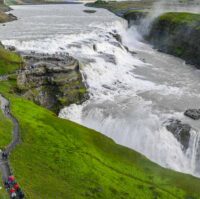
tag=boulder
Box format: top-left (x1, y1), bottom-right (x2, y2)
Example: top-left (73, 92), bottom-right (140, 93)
top-left (184, 109), bottom-right (200, 120)
top-left (166, 119), bottom-right (191, 151)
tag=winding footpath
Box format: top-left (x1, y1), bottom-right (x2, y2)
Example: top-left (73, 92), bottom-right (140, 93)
top-left (0, 94), bottom-right (21, 182)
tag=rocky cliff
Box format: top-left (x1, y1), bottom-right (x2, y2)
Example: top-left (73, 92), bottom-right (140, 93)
top-left (147, 12), bottom-right (200, 68)
top-left (17, 53), bottom-right (88, 114)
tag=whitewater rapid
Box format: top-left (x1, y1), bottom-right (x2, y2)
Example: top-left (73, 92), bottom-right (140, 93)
top-left (1, 4), bottom-right (200, 177)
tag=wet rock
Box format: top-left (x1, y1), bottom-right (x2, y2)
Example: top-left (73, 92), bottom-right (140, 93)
top-left (93, 44), bottom-right (97, 52)
top-left (83, 9), bottom-right (97, 14)
top-left (17, 53), bottom-right (88, 114)
top-left (124, 11), bottom-right (148, 27)
top-left (6, 46), bottom-right (16, 51)
top-left (98, 52), bottom-right (116, 64)
top-left (8, 13), bottom-right (17, 21)
top-left (165, 119), bottom-right (191, 151)
top-left (110, 32), bottom-right (122, 43)
top-left (124, 46), bottom-right (137, 55)
top-left (184, 109), bottom-right (200, 120)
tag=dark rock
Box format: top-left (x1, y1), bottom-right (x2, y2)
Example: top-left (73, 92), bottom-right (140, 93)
top-left (165, 119), bottom-right (191, 151)
top-left (110, 32), bottom-right (122, 43)
top-left (8, 13), bottom-right (17, 21)
top-left (184, 109), bottom-right (200, 120)
top-left (83, 9), bottom-right (97, 14)
top-left (93, 44), bottom-right (97, 52)
top-left (17, 53), bottom-right (88, 114)
top-left (124, 45), bottom-right (137, 55)
top-left (6, 46), bottom-right (16, 51)
top-left (98, 52), bottom-right (116, 64)
top-left (124, 11), bottom-right (148, 27)
top-left (110, 41), bottom-right (123, 49)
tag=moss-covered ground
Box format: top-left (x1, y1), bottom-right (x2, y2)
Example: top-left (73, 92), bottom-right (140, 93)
top-left (0, 41), bottom-right (200, 199)
top-left (0, 47), bottom-right (22, 75)
top-left (157, 12), bottom-right (200, 27)
top-left (0, 108), bottom-right (13, 149)
top-left (0, 173), bottom-right (9, 199)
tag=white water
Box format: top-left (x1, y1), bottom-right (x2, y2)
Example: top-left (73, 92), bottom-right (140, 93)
top-left (1, 4), bottom-right (200, 177)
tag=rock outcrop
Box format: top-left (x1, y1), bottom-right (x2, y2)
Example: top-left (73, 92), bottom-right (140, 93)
top-left (184, 109), bottom-right (200, 120)
top-left (17, 53), bottom-right (88, 114)
top-left (147, 12), bottom-right (200, 68)
top-left (165, 119), bottom-right (191, 151)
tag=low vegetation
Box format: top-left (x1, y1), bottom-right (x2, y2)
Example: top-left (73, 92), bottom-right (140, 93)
top-left (0, 108), bottom-right (13, 149)
top-left (157, 12), bottom-right (200, 26)
top-left (0, 47), bottom-right (22, 75)
top-left (0, 173), bottom-right (9, 199)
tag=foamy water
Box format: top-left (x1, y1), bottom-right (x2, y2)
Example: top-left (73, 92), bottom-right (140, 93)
top-left (1, 4), bottom-right (200, 177)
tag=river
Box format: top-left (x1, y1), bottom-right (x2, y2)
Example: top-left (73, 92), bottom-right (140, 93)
top-left (1, 3), bottom-right (200, 177)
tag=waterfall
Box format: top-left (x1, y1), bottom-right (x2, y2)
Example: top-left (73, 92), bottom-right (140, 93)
top-left (1, 4), bottom-right (200, 178)
top-left (186, 129), bottom-right (200, 176)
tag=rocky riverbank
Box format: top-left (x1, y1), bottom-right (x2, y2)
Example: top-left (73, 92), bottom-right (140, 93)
top-left (0, 4), bottom-right (17, 24)
top-left (0, 3), bottom-right (17, 23)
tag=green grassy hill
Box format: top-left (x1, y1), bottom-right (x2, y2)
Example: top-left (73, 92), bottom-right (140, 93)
top-left (0, 48), bottom-right (200, 199)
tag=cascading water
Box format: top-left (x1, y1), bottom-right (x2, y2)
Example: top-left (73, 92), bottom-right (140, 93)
top-left (1, 4), bottom-right (200, 177)
top-left (186, 130), bottom-right (200, 174)
top-left (59, 7), bottom-right (200, 177)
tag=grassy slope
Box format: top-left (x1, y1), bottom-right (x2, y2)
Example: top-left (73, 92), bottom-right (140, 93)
top-left (0, 45), bottom-right (200, 199)
top-left (157, 12), bottom-right (200, 27)
top-left (0, 117), bottom-right (10, 199)
top-left (0, 108), bottom-right (13, 149)
top-left (0, 173), bottom-right (9, 199)
top-left (0, 47), bottom-right (22, 75)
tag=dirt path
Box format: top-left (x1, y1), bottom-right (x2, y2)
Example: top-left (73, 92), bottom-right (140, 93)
top-left (0, 94), bottom-right (21, 181)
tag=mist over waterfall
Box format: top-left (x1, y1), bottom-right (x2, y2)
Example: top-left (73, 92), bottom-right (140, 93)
top-left (131, 0), bottom-right (200, 38)
top-left (1, 3), bottom-right (200, 178)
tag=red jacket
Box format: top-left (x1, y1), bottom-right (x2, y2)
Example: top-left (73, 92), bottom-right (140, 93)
top-left (10, 188), bottom-right (15, 193)
top-left (14, 183), bottom-right (20, 190)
